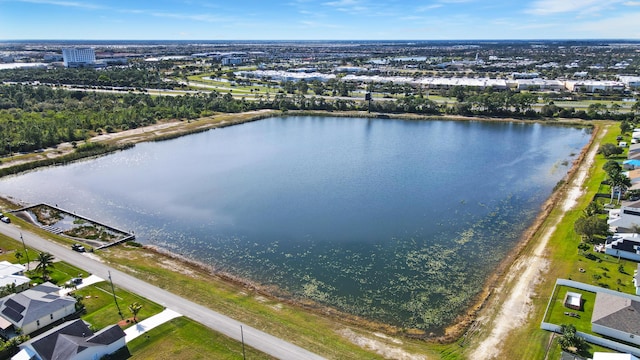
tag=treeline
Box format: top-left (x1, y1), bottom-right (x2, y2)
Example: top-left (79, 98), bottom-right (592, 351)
top-left (1, 82), bottom-right (638, 156)
top-left (0, 66), bottom-right (179, 89)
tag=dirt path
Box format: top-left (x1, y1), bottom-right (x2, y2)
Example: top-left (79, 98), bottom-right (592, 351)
top-left (468, 125), bottom-right (605, 359)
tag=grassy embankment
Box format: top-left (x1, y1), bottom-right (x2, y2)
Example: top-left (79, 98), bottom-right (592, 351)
top-left (484, 121), bottom-right (629, 358)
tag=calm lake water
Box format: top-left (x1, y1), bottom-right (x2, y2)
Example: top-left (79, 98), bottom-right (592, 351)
top-left (0, 116), bottom-right (590, 332)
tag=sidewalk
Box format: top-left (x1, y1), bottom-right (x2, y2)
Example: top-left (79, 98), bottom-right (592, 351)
top-left (124, 308), bottom-right (182, 343)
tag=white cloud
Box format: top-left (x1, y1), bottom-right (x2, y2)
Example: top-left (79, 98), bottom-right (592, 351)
top-left (624, 1), bottom-right (640, 5)
top-left (525, 0), bottom-right (622, 15)
top-left (150, 12), bottom-right (229, 23)
top-left (416, 4), bottom-right (443, 12)
top-left (573, 11), bottom-right (640, 37)
top-left (14, 0), bottom-right (103, 9)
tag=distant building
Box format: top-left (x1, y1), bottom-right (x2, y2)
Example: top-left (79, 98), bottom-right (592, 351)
top-left (222, 57), bottom-right (244, 66)
top-left (62, 48), bottom-right (96, 68)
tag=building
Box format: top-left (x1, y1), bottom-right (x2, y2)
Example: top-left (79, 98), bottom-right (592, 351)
top-left (605, 234), bottom-right (640, 261)
top-left (13, 319), bottom-right (126, 360)
top-left (221, 57), bottom-right (244, 66)
top-left (0, 261), bottom-right (30, 293)
top-left (593, 353), bottom-right (640, 360)
top-left (592, 292), bottom-right (640, 346)
top-left (564, 291), bottom-right (583, 310)
top-left (62, 48), bottom-right (96, 68)
top-left (0, 282), bottom-right (76, 338)
top-left (608, 207), bottom-right (640, 232)
top-left (512, 78), bottom-right (564, 91)
top-left (564, 80), bottom-right (625, 93)
top-left (634, 264), bottom-right (640, 296)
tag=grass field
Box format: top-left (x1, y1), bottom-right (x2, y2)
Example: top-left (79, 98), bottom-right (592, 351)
top-left (126, 317), bottom-right (276, 360)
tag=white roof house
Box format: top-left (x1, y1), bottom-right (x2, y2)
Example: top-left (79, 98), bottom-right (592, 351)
top-left (0, 261), bottom-right (29, 292)
top-left (593, 353), bottom-right (640, 360)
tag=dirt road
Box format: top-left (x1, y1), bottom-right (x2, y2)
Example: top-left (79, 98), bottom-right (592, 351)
top-left (468, 126), bottom-right (603, 359)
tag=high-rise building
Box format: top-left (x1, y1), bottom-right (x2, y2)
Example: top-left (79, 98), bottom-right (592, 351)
top-left (62, 48), bottom-right (96, 68)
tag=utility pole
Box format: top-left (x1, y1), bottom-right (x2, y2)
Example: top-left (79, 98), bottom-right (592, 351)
top-left (108, 271), bottom-right (124, 320)
top-left (20, 233), bottom-right (30, 271)
top-left (240, 325), bottom-right (246, 360)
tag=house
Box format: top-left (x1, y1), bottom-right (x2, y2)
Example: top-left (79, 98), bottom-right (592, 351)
top-left (0, 261), bottom-right (30, 293)
top-left (623, 160), bottom-right (640, 170)
top-left (592, 292), bottom-right (640, 346)
top-left (593, 353), bottom-right (640, 360)
top-left (564, 291), bottom-right (583, 310)
top-left (608, 208), bottom-right (640, 232)
top-left (13, 319), bottom-right (126, 360)
top-left (628, 144), bottom-right (640, 160)
top-left (634, 264), bottom-right (640, 296)
top-left (0, 282), bottom-right (76, 338)
top-left (605, 234), bottom-right (640, 261)
top-left (627, 169), bottom-right (640, 184)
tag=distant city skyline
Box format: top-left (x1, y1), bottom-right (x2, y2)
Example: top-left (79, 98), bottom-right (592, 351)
top-left (1, 0), bottom-right (640, 40)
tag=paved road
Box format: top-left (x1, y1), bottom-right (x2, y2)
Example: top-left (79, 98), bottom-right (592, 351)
top-left (0, 223), bottom-right (325, 360)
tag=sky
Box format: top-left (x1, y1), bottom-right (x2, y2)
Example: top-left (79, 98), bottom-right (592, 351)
top-left (1, 0), bottom-right (640, 40)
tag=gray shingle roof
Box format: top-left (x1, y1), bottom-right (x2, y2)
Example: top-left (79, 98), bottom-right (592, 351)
top-left (592, 292), bottom-right (640, 335)
top-left (23, 319), bottom-right (125, 360)
top-left (0, 282), bottom-right (76, 328)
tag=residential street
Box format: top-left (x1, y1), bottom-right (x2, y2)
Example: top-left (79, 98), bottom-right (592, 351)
top-left (0, 223), bottom-right (325, 360)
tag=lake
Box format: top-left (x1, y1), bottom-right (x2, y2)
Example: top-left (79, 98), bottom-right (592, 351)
top-left (0, 116), bottom-right (591, 333)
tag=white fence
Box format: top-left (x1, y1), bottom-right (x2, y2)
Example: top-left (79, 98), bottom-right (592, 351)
top-left (540, 279), bottom-right (640, 356)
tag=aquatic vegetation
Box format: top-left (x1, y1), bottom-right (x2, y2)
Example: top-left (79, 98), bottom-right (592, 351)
top-left (0, 116), bottom-right (589, 334)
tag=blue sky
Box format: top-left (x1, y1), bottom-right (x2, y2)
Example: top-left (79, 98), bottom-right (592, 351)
top-left (1, 0), bottom-right (640, 40)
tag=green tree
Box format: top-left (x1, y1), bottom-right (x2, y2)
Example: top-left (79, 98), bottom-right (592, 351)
top-left (598, 143), bottom-right (624, 158)
top-left (583, 201), bottom-right (602, 217)
top-left (14, 251), bottom-right (23, 264)
top-left (574, 215), bottom-right (609, 242)
top-left (128, 302), bottom-right (143, 322)
top-left (603, 159), bottom-right (622, 176)
top-left (557, 324), bottom-right (588, 354)
top-left (34, 252), bottom-right (55, 281)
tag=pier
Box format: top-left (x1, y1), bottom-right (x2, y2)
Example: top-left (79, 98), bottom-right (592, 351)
top-left (11, 203), bottom-right (135, 250)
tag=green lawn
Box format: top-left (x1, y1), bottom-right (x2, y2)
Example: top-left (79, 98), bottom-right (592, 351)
top-left (127, 317), bottom-right (276, 360)
top-left (544, 285), bottom-right (596, 333)
top-left (75, 281), bottom-right (164, 330)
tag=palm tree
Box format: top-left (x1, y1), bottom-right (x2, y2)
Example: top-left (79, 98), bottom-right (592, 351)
top-left (557, 324), bottom-right (587, 353)
top-left (128, 302), bottom-right (143, 323)
top-left (610, 171), bottom-right (632, 204)
top-left (14, 251), bottom-right (23, 264)
top-left (34, 252), bottom-right (55, 281)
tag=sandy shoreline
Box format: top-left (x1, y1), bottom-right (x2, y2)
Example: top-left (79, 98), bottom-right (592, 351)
top-left (468, 124), bottom-right (602, 358)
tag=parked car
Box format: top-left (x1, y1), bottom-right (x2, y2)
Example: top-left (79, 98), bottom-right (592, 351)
top-left (68, 277), bottom-right (82, 285)
top-left (71, 243), bottom-right (86, 252)
top-left (1, 217), bottom-right (10, 224)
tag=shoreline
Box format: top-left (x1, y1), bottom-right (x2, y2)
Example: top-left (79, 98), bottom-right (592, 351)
top-left (134, 122), bottom-right (595, 344)
top-left (0, 111), bottom-right (597, 347)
